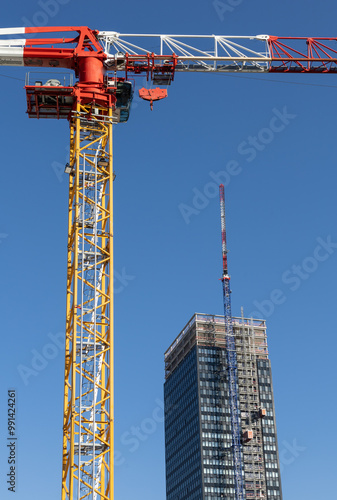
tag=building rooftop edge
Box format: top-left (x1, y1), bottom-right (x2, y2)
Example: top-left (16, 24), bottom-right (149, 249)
top-left (164, 312), bottom-right (266, 360)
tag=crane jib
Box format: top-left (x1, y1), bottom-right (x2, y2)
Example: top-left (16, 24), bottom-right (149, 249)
top-left (1, 28), bottom-right (337, 74)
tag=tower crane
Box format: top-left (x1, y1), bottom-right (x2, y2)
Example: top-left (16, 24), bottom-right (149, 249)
top-left (219, 184), bottom-right (245, 499)
top-left (1, 26), bottom-right (337, 500)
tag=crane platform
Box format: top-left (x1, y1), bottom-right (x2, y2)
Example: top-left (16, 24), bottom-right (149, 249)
top-left (25, 75), bottom-right (134, 121)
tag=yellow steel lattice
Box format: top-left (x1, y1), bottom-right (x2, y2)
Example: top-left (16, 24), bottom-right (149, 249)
top-left (62, 103), bottom-right (114, 500)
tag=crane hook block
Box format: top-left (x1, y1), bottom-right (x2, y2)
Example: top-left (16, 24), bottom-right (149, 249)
top-left (139, 87), bottom-right (168, 111)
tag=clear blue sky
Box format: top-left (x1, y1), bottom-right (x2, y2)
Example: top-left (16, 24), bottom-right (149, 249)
top-left (0, 1), bottom-right (336, 499)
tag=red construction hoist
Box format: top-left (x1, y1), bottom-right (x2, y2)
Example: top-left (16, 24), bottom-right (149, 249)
top-left (1, 26), bottom-right (337, 500)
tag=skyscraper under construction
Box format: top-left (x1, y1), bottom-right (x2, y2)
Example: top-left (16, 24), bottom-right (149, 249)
top-left (164, 313), bottom-right (283, 500)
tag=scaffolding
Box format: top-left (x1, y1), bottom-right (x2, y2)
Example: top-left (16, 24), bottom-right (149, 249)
top-left (164, 313), bottom-right (267, 378)
top-left (237, 309), bottom-right (267, 499)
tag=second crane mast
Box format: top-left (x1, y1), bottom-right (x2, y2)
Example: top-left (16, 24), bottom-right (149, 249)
top-left (219, 184), bottom-right (245, 500)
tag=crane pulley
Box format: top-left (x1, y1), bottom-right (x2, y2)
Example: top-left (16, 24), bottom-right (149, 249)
top-left (138, 87), bottom-right (168, 110)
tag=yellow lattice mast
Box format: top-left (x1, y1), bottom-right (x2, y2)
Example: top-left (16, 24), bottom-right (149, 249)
top-left (62, 103), bottom-right (114, 500)
top-left (0, 28), bottom-right (136, 500)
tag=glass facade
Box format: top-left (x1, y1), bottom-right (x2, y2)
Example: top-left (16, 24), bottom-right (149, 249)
top-left (165, 346), bottom-right (203, 500)
top-left (164, 314), bottom-right (283, 500)
top-left (257, 359), bottom-right (282, 500)
top-left (199, 346), bottom-right (237, 500)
